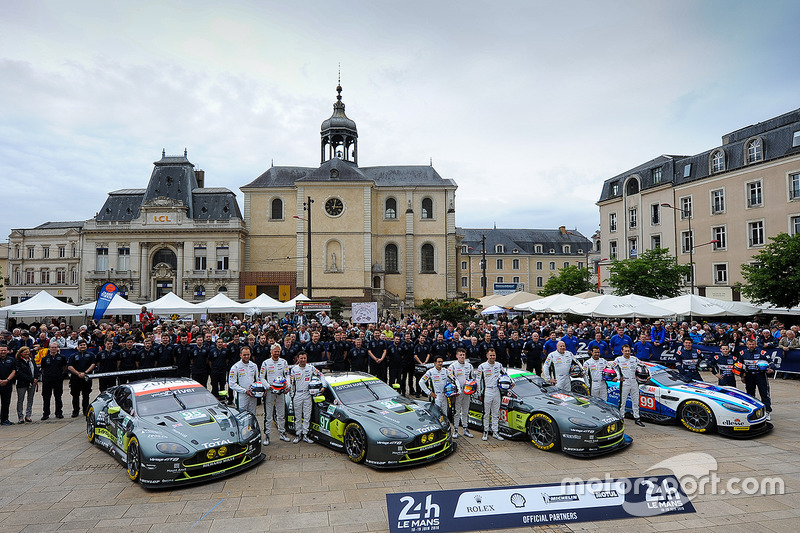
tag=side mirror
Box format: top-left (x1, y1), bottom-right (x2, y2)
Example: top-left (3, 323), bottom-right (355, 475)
top-left (313, 395), bottom-right (326, 404)
top-left (108, 406), bottom-right (121, 416)
top-left (218, 390), bottom-right (228, 398)
top-left (392, 383), bottom-right (400, 390)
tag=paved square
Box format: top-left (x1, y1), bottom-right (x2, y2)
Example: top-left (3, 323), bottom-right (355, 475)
top-left (1, 378), bottom-right (797, 532)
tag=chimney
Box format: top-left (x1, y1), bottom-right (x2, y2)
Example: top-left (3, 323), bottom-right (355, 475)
top-left (559, 226), bottom-right (566, 235)
top-left (194, 169), bottom-right (204, 188)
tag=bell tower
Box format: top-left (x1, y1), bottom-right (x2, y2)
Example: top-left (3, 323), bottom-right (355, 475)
top-left (320, 81), bottom-right (358, 165)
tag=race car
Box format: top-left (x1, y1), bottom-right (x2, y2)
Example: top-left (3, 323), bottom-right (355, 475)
top-left (86, 378), bottom-right (264, 487)
top-left (605, 362), bottom-right (773, 437)
top-left (284, 372), bottom-right (455, 468)
top-left (466, 369), bottom-right (632, 456)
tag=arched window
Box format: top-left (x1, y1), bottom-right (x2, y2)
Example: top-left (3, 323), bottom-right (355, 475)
top-left (746, 138), bottom-right (763, 163)
top-left (711, 150), bottom-right (725, 173)
top-left (625, 177), bottom-right (640, 195)
top-left (373, 276), bottom-right (381, 289)
top-left (118, 285), bottom-right (128, 297)
top-left (194, 285), bottom-right (205, 299)
top-left (152, 248), bottom-right (177, 270)
top-left (534, 244), bottom-right (543, 253)
top-left (217, 286), bottom-right (227, 294)
top-left (385, 198), bottom-right (397, 219)
top-left (385, 244), bottom-right (398, 272)
top-left (421, 197), bottom-right (433, 219)
top-left (271, 198), bottom-right (283, 220)
top-left (421, 244), bottom-right (435, 272)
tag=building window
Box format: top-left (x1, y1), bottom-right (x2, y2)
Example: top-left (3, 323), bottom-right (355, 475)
top-left (25, 270), bottom-right (34, 284)
top-left (194, 285), bottom-right (205, 299)
top-left (651, 235), bottom-right (661, 250)
top-left (496, 276), bottom-right (504, 283)
top-left (789, 173), bottom-right (800, 200)
top-left (711, 150), bottom-right (725, 173)
top-left (72, 244), bottom-right (77, 257)
top-left (609, 240), bottom-right (617, 259)
top-left (58, 246), bottom-right (65, 258)
top-left (385, 198), bottom-right (397, 219)
top-left (611, 183), bottom-right (619, 196)
top-left (746, 138), bottom-right (763, 163)
top-left (194, 247), bottom-right (207, 270)
top-left (549, 261), bottom-right (556, 270)
top-left (270, 198), bottom-right (283, 220)
top-left (563, 261), bottom-right (570, 268)
top-left (512, 258), bottom-right (520, 270)
top-left (629, 238), bottom-right (638, 258)
top-left (27, 247), bottom-right (34, 259)
top-left (385, 244), bottom-right (399, 273)
top-left (628, 208), bottom-right (637, 229)
top-left (216, 247), bottom-right (229, 270)
top-left (711, 189), bottom-right (725, 214)
top-left (791, 216), bottom-right (800, 236)
top-left (152, 248), bottom-right (177, 269)
top-left (118, 247), bottom-right (130, 271)
top-left (651, 167), bottom-right (662, 184)
top-left (461, 245), bottom-right (468, 254)
top-left (56, 269), bottom-right (66, 284)
top-left (513, 276), bottom-right (520, 283)
top-left (712, 226), bottom-right (727, 250)
top-left (496, 259), bottom-right (504, 270)
top-left (626, 178), bottom-right (640, 195)
top-left (577, 262), bottom-right (583, 270)
top-left (421, 198), bottom-right (433, 219)
top-left (217, 286), bottom-right (227, 294)
top-left (680, 196), bottom-right (692, 219)
top-left (421, 244), bottom-right (435, 272)
top-left (650, 204), bottom-right (660, 225)
top-left (536, 261), bottom-right (543, 270)
top-left (41, 269), bottom-right (50, 284)
top-left (96, 247), bottom-right (109, 270)
top-left (461, 260), bottom-right (467, 270)
top-left (681, 230), bottom-right (694, 254)
top-left (563, 245), bottom-right (571, 254)
top-left (683, 164), bottom-right (692, 178)
top-left (794, 131), bottom-right (800, 148)
top-left (71, 269), bottom-right (77, 284)
top-left (118, 285), bottom-right (128, 297)
top-left (747, 180), bottom-right (763, 208)
top-left (536, 276), bottom-right (543, 288)
top-left (609, 213), bottom-right (617, 232)
top-left (748, 221), bottom-right (765, 247)
top-left (713, 264), bottom-right (728, 284)
top-left (43, 247), bottom-right (50, 259)
top-left (534, 244), bottom-right (543, 253)
top-left (458, 276), bottom-right (466, 288)
top-left (495, 244), bottom-right (504, 254)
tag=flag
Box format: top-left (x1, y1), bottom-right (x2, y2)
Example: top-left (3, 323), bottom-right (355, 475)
top-left (93, 282), bottom-right (119, 320)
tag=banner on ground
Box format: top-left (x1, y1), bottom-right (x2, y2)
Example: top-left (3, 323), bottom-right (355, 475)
top-left (92, 283), bottom-right (118, 320)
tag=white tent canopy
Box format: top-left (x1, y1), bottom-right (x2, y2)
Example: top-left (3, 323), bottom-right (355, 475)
top-left (703, 297), bottom-right (761, 316)
top-left (284, 294), bottom-right (310, 307)
top-left (77, 294), bottom-right (144, 315)
top-left (514, 293), bottom-right (582, 313)
top-left (143, 292), bottom-right (200, 314)
top-left (244, 294), bottom-right (294, 314)
top-left (0, 290), bottom-right (85, 317)
top-left (658, 294), bottom-right (728, 317)
top-left (195, 293), bottom-right (250, 313)
top-left (562, 294), bottom-right (673, 318)
top-left (490, 291), bottom-right (542, 308)
top-left (481, 305), bottom-right (513, 316)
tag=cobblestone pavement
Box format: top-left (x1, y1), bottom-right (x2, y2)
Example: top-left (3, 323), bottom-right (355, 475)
top-left (1, 377), bottom-right (798, 533)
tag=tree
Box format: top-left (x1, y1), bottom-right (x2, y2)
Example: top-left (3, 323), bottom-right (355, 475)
top-left (739, 232), bottom-right (800, 308)
top-left (418, 298), bottom-right (478, 324)
top-left (329, 296), bottom-right (344, 320)
top-left (539, 265), bottom-right (589, 296)
top-left (608, 247), bottom-right (691, 298)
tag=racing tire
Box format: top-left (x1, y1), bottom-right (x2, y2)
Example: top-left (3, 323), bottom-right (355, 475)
top-left (570, 380), bottom-right (590, 396)
top-left (344, 422), bottom-right (367, 464)
top-left (127, 436), bottom-right (141, 482)
top-left (679, 400), bottom-right (716, 433)
top-left (86, 407), bottom-right (96, 443)
top-left (527, 413), bottom-right (560, 452)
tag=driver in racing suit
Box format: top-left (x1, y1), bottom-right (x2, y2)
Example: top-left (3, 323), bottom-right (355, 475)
top-left (477, 348), bottom-right (505, 441)
top-left (228, 346), bottom-right (258, 415)
top-left (419, 355), bottom-right (450, 418)
top-left (737, 338), bottom-right (774, 420)
top-left (288, 350), bottom-right (327, 443)
top-left (709, 344), bottom-right (737, 388)
top-left (582, 346), bottom-right (608, 400)
top-left (542, 340), bottom-right (575, 391)
top-left (447, 347), bottom-right (474, 438)
top-left (613, 344), bottom-right (645, 426)
top-left (674, 338), bottom-right (703, 381)
top-left (260, 344), bottom-right (290, 445)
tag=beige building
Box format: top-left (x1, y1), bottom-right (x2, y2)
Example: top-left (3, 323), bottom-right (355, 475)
top-left (457, 227), bottom-right (591, 298)
top-left (240, 84), bottom-right (458, 308)
top-left (597, 108), bottom-right (800, 300)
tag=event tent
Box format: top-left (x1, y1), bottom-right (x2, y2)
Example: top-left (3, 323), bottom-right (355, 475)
top-left (0, 290), bottom-right (85, 317)
top-left (195, 293), bottom-right (250, 314)
top-left (244, 293), bottom-right (293, 314)
top-left (657, 294), bottom-right (729, 317)
top-left (481, 305), bottom-right (511, 315)
top-left (284, 294), bottom-right (310, 307)
top-left (562, 294), bottom-right (672, 318)
top-left (478, 294), bottom-right (505, 307)
top-left (143, 292), bottom-right (199, 314)
top-left (489, 291), bottom-right (542, 308)
top-left (514, 293), bottom-right (582, 313)
top-left (703, 297), bottom-right (761, 316)
top-left (573, 290), bottom-right (602, 299)
top-left (76, 294), bottom-right (144, 315)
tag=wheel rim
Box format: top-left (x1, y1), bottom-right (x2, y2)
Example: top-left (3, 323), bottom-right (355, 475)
top-left (128, 443), bottom-right (140, 478)
top-left (683, 404), bottom-right (711, 430)
top-left (529, 418), bottom-right (555, 446)
top-left (345, 427), bottom-right (365, 459)
top-left (86, 409), bottom-right (95, 440)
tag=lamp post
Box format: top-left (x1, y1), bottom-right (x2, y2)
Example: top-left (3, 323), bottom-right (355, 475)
top-left (293, 196), bottom-right (314, 299)
top-left (481, 234), bottom-right (487, 297)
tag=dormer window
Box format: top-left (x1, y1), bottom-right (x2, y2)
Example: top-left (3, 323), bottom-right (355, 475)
top-left (495, 244), bottom-right (504, 254)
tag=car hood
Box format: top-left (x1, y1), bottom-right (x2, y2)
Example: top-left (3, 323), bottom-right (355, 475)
top-left (346, 396), bottom-right (443, 430)
top-left (667, 381), bottom-right (765, 409)
top-left (137, 405), bottom-right (243, 449)
top-left (518, 389), bottom-right (623, 420)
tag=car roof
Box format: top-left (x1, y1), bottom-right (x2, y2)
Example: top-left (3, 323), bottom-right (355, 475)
top-left (127, 377), bottom-right (199, 395)
top-left (325, 372), bottom-right (382, 387)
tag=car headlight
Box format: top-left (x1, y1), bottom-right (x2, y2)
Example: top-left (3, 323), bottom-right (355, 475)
top-left (156, 442), bottom-right (190, 454)
top-left (718, 401), bottom-right (750, 413)
top-left (237, 413), bottom-right (259, 440)
top-left (438, 414), bottom-right (450, 429)
top-left (568, 417), bottom-right (598, 428)
top-left (380, 427), bottom-right (409, 439)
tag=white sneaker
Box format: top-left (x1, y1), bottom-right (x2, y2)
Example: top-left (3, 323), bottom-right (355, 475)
top-left (292, 436), bottom-right (301, 444)
top-left (766, 412), bottom-right (771, 421)
top-left (464, 429), bottom-right (474, 438)
top-left (482, 432), bottom-right (488, 441)
top-left (263, 436), bottom-right (270, 446)
top-left (302, 435), bottom-right (313, 444)
top-left (493, 432), bottom-right (504, 441)
top-left (452, 430), bottom-right (459, 439)
top-left (279, 433), bottom-right (290, 442)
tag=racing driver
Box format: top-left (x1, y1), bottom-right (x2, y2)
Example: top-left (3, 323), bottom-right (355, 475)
top-left (477, 348), bottom-right (506, 441)
top-left (260, 343), bottom-right (290, 445)
top-left (542, 340), bottom-right (575, 391)
top-left (447, 346), bottom-right (474, 438)
top-left (228, 345), bottom-right (259, 415)
top-left (613, 344), bottom-right (645, 427)
top-left (288, 350), bottom-right (327, 443)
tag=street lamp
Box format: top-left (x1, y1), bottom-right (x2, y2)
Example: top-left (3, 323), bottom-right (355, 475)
top-left (293, 195), bottom-right (314, 299)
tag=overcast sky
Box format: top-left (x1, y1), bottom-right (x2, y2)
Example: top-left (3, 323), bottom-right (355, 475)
top-left (2, 1), bottom-right (799, 243)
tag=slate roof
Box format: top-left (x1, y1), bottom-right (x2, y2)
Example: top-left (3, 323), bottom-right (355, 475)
top-left (458, 228), bottom-right (591, 255)
top-left (33, 221), bottom-right (85, 230)
top-left (242, 162), bottom-right (456, 189)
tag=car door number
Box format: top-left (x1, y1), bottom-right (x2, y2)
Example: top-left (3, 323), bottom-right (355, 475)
top-left (640, 396), bottom-right (656, 410)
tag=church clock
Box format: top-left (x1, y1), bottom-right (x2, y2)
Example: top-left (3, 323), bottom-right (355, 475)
top-left (325, 197), bottom-right (344, 217)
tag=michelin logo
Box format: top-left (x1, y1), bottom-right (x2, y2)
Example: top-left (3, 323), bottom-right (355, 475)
top-left (542, 493), bottom-right (580, 504)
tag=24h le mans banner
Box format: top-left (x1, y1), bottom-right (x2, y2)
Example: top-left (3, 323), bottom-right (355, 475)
top-left (386, 475), bottom-right (694, 533)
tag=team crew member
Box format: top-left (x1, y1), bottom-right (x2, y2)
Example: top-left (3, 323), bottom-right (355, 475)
top-left (412, 336), bottom-right (430, 397)
top-left (522, 332), bottom-right (544, 375)
top-left (386, 335), bottom-right (405, 390)
top-left (67, 340), bottom-right (95, 418)
top-left (117, 337), bottom-right (139, 384)
top-left (191, 335), bottom-right (210, 387)
top-left (15, 347), bottom-right (39, 423)
top-left (738, 338), bottom-right (774, 419)
top-left (348, 337), bottom-right (369, 373)
top-left (155, 333), bottom-right (176, 377)
top-left (261, 344), bottom-right (290, 445)
top-left (95, 338), bottom-right (119, 391)
top-left (709, 344), bottom-right (737, 387)
top-left (675, 338), bottom-right (703, 381)
top-left (228, 346), bottom-right (259, 415)
top-left (367, 333), bottom-right (387, 381)
top-left (587, 331), bottom-right (610, 360)
top-left (288, 351), bottom-right (327, 443)
top-left (582, 346), bottom-right (609, 400)
top-left (613, 345), bottom-right (645, 427)
top-left (0, 344), bottom-right (17, 425)
top-left (40, 341), bottom-right (67, 420)
top-left (633, 334), bottom-right (654, 361)
top-left (419, 355), bottom-right (450, 419)
top-left (609, 327), bottom-right (633, 356)
top-left (173, 333), bottom-right (193, 378)
top-left (542, 341), bottom-right (575, 391)
top-left (209, 339), bottom-right (229, 399)
top-left (477, 348), bottom-right (505, 441)
top-left (507, 331), bottom-right (524, 368)
top-left (447, 347), bottom-right (474, 438)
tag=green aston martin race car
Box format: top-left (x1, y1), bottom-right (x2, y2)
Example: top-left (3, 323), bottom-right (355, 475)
top-left (285, 372), bottom-right (456, 468)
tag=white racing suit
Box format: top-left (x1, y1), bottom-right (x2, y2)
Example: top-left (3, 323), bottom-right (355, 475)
top-left (542, 350), bottom-right (575, 391)
top-left (289, 364), bottom-right (327, 437)
top-left (419, 367), bottom-right (450, 416)
top-left (582, 357), bottom-right (609, 401)
top-left (260, 357), bottom-right (290, 437)
top-left (613, 355), bottom-right (641, 418)
top-left (228, 360), bottom-right (259, 415)
top-left (447, 360), bottom-right (474, 431)
top-left (477, 361), bottom-right (504, 434)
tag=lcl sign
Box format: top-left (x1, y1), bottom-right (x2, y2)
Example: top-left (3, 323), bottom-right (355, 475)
top-left (153, 215), bottom-right (172, 222)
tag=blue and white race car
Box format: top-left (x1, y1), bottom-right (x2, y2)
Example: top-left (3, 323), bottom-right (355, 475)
top-left (606, 362), bottom-right (772, 437)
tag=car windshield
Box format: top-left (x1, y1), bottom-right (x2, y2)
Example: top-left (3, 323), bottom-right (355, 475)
top-left (651, 368), bottom-right (691, 387)
top-left (135, 386), bottom-right (219, 416)
top-left (510, 374), bottom-right (550, 397)
top-left (334, 380), bottom-right (398, 405)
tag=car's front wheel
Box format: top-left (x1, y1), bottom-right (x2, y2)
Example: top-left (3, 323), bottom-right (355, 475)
top-left (679, 400), bottom-right (716, 433)
top-left (127, 436), bottom-right (141, 482)
top-left (86, 407), bottom-right (96, 443)
top-left (344, 423), bottom-right (367, 463)
top-left (527, 413), bottom-right (560, 451)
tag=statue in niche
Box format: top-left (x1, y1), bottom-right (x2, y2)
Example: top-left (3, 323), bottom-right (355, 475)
top-left (330, 252), bottom-right (337, 271)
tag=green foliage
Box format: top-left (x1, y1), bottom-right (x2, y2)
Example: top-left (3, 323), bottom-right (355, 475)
top-left (608, 247), bottom-right (691, 299)
top-left (539, 265), bottom-right (589, 296)
top-left (329, 296), bottom-right (344, 320)
top-left (739, 232), bottom-right (800, 308)
top-left (418, 298), bottom-right (478, 324)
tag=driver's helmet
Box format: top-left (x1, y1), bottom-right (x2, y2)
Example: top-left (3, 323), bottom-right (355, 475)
top-left (602, 367), bottom-right (617, 381)
top-left (732, 361), bottom-right (744, 376)
top-left (270, 376), bottom-right (288, 393)
top-left (635, 364), bottom-right (651, 384)
top-left (569, 362), bottom-right (584, 378)
top-left (250, 381), bottom-right (266, 397)
top-left (462, 379), bottom-right (477, 395)
top-left (497, 374), bottom-right (513, 392)
top-left (308, 378), bottom-right (323, 396)
top-left (756, 360), bottom-right (770, 372)
top-left (444, 382), bottom-right (459, 397)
